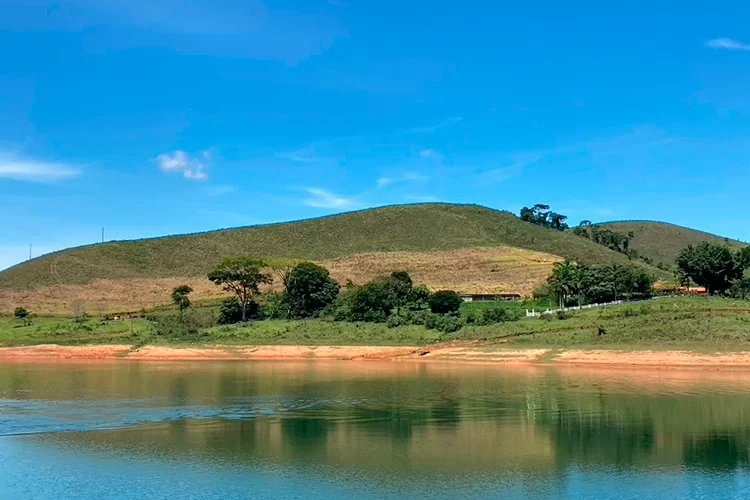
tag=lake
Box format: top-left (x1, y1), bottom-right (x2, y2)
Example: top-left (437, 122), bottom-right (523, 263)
top-left (2, 360), bottom-right (750, 499)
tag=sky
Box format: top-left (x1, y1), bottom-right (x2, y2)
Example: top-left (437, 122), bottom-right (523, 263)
top-left (1, 0), bottom-right (750, 271)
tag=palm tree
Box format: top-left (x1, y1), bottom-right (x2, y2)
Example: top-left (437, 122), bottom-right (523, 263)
top-left (548, 261), bottom-right (576, 309)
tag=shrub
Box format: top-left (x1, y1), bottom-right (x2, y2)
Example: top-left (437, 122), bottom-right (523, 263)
top-left (479, 307), bottom-right (521, 325)
top-left (260, 292), bottom-right (289, 320)
top-left (218, 297), bottom-right (260, 325)
top-left (14, 307), bottom-right (32, 326)
top-left (556, 310), bottom-right (570, 320)
top-left (429, 290), bottom-right (463, 315)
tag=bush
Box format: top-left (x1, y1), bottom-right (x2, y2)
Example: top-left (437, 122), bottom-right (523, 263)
top-left (218, 297), bottom-right (260, 325)
top-left (152, 312), bottom-right (215, 340)
top-left (429, 290), bottom-right (463, 315)
top-left (556, 310), bottom-right (570, 320)
top-left (14, 307), bottom-right (32, 326)
top-left (260, 293), bottom-right (289, 319)
top-left (479, 307), bottom-right (521, 325)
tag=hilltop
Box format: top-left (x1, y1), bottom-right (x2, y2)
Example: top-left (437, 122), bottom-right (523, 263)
top-left (0, 204), bottom-right (669, 313)
top-left (599, 221), bottom-right (746, 268)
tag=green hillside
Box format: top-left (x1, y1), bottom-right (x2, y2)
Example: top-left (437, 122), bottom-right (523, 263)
top-left (600, 221), bottom-right (746, 268)
top-left (0, 204), bottom-right (667, 291)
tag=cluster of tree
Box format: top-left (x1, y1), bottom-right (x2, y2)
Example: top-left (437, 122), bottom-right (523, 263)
top-left (676, 243), bottom-right (750, 296)
top-left (519, 204), bottom-right (568, 231)
top-left (573, 221), bottom-right (634, 255)
top-left (201, 258), bottom-right (467, 328)
top-left (543, 261), bottom-right (654, 308)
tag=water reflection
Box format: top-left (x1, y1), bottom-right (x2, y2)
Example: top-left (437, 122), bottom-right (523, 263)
top-left (2, 361), bottom-right (750, 477)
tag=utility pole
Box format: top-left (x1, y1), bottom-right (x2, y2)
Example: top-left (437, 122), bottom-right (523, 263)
top-left (29, 244), bottom-right (32, 260)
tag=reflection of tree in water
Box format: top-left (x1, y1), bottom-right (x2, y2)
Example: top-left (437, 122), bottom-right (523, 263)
top-left (683, 433), bottom-right (750, 471)
top-left (539, 405), bottom-right (656, 467)
top-left (281, 417), bottom-right (329, 453)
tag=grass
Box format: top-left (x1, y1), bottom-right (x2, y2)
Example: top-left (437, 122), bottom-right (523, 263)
top-left (0, 204), bottom-right (667, 293)
top-left (196, 321), bottom-right (444, 346)
top-left (600, 221), bottom-right (746, 268)
top-left (0, 315), bottom-right (153, 347)
top-left (3, 297), bottom-right (750, 352)
top-left (456, 297), bottom-right (750, 350)
top-left (0, 247), bottom-right (562, 315)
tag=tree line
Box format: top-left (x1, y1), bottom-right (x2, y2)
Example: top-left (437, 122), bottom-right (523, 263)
top-left (676, 243), bottom-right (750, 296)
top-left (174, 258), bottom-right (469, 331)
top-left (539, 261), bottom-right (655, 308)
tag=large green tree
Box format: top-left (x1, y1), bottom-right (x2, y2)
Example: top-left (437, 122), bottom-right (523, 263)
top-left (286, 262), bottom-right (340, 318)
top-left (208, 258), bottom-right (272, 321)
top-left (676, 243), bottom-right (742, 295)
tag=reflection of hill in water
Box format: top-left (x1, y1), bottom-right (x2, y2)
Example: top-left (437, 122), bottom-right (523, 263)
top-left (4, 361), bottom-right (750, 474)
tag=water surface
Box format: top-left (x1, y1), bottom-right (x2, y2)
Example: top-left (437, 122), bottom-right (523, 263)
top-left (2, 361), bottom-right (750, 499)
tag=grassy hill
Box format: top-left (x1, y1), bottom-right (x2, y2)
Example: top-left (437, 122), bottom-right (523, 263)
top-left (0, 204), bottom-right (666, 294)
top-left (599, 221), bottom-right (746, 268)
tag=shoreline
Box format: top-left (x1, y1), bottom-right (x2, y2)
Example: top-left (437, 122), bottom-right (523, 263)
top-left (4, 343), bottom-right (750, 369)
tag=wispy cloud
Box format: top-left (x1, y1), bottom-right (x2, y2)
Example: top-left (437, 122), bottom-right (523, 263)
top-left (479, 154), bottom-right (542, 183)
top-left (303, 188), bottom-right (356, 209)
top-left (706, 38), bottom-right (750, 51)
top-left (419, 148), bottom-right (439, 159)
top-left (405, 117), bottom-right (463, 135)
top-left (0, 154), bottom-right (81, 183)
top-left (156, 150), bottom-right (211, 181)
top-left (276, 149), bottom-right (321, 163)
top-left (206, 185), bottom-right (236, 196)
top-left (376, 172), bottom-right (428, 188)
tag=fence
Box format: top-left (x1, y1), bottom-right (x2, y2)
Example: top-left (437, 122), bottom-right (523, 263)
top-left (525, 300), bottom-right (630, 318)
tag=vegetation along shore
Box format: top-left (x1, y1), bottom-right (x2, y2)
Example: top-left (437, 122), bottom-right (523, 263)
top-left (2, 202), bottom-right (750, 367)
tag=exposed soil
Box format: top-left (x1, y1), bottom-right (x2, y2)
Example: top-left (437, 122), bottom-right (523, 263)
top-left (4, 343), bottom-right (750, 370)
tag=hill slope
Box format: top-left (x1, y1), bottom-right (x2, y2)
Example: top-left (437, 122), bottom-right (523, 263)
top-left (1, 204), bottom-right (665, 292)
top-left (599, 221), bottom-right (746, 267)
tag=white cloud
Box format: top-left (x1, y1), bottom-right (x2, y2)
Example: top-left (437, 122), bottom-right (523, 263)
top-left (706, 38), bottom-right (750, 51)
top-left (376, 177), bottom-right (393, 188)
top-left (420, 148), bottom-right (438, 158)
top-left (303, 188), bottom-right (356, 209)
top-left (156, 150), bottom-right (210, 181)
top-left (0, 155), bottom-right (81, 183)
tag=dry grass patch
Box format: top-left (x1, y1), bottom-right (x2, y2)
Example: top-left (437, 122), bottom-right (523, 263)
top-left (0, 247), bottom-right (561, 315)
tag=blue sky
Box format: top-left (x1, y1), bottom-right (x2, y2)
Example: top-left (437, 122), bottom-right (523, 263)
top-left (1, 0), bottom-right (750, 271)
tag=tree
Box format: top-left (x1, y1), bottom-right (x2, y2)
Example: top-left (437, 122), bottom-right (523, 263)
top-left (218, 297), bottom-right (260, 324)
top-left (266, 259), bottom-right (299, 292)
top-left (429, 290), bottom-right (463, 315)
top-left (348, 278), bottom-right (395, 322)
top-left (388, 271), bottom-right (414, 315)
top-left (519, 204), bottom-right (568, 231)
top-left (171, 285), bottom-right (193, 317)
top-left (736, 247), bottom-right (750, 270)
top-left (208, 258), bottom-right (272, 321)
top-left (676, 243), bottom-right (743, 295)
top-left (14, 307), bottom-right (31, 327)
top-left (408, 285), bottom-right (432, 310)
top-left (286, 262), bottom-right (340, 318)
top-left (730, 278), bottom-right (750, 300)
top-left (548, 261), bottom-right (579, 308)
